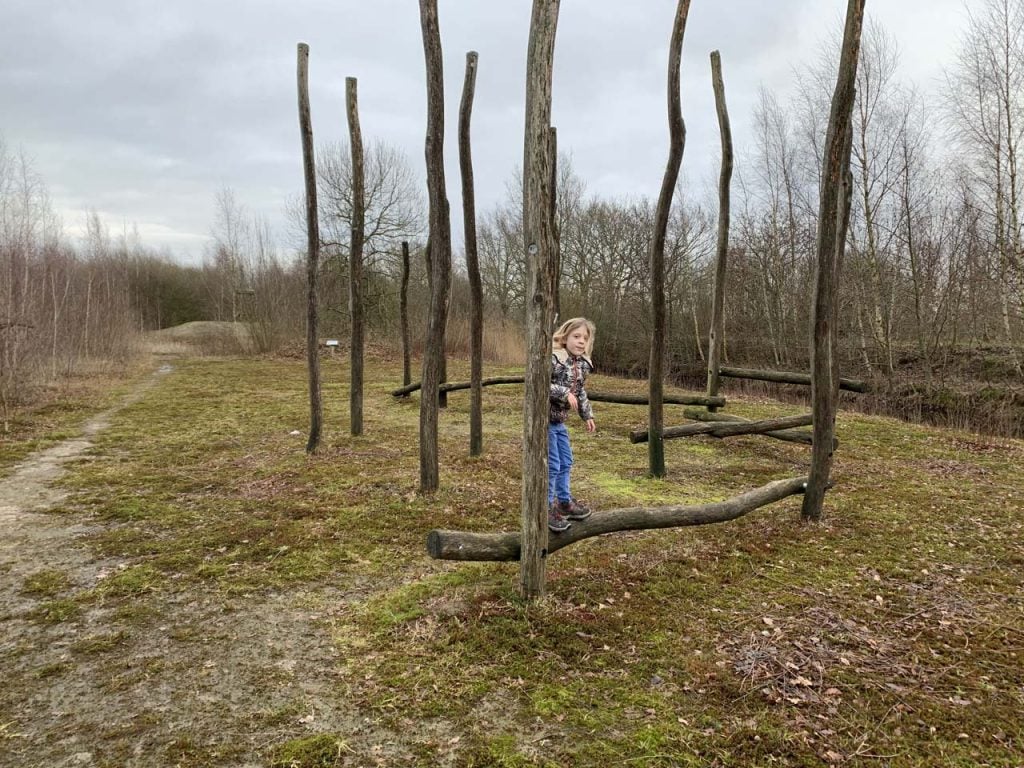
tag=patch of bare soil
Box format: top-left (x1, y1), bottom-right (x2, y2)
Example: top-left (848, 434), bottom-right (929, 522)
top-left (0, 364), bottom-right (440, 768)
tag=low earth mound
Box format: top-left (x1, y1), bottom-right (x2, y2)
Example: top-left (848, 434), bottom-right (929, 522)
top-left (145, 321), bottom-right (253, 355)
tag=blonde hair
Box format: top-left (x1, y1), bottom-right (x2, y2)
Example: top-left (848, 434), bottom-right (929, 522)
top-left (552, 317), bottom-right (596, 357)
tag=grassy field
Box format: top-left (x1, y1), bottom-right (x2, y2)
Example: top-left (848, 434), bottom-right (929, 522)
top-left (2, 351), bottom-right (1022, 767)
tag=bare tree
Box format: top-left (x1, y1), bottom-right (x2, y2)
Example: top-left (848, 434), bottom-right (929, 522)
top-left (347, 76), bottom-right (366, 437)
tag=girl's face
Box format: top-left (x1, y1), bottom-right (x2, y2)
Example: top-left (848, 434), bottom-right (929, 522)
top-left (565, 326), bottom-right (590, 356)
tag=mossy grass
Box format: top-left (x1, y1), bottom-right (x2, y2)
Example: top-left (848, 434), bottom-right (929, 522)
top-left (12, 352), bottom-right (1022, 766)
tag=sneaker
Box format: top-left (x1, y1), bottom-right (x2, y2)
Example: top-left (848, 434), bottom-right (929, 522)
top-left (559, 497), bottom-right (592, 521)
top-left (547, 502), bottom-right (571, 533)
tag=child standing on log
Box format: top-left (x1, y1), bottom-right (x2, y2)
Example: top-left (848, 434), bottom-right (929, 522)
top-left (548, 317), bottom-right (597, 533)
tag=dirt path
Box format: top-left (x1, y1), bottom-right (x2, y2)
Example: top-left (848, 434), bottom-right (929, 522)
top-left (0, 364), bottom-right (422, 768)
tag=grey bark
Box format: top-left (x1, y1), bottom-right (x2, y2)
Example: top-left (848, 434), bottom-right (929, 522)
top-left (648, 0), bottom-right (691, 478)
top-left (400, 241), bottom-right (411, 387)
top-left (459, 51), bottom-right (483, 456)
top-left (630, 413), bottom-right (812, 443)
top-left (706, 49), bottom-right (733, 411)
top-left (719, 366), bottom-right (868, 393)
top-left (297, 43), bottom-right (322, 454)
top-left (346, 76), bottom-right (365, 437)
top-left (428, 477), bottom-right (807, 561)
top-left (681, 408), bottom-right (836, 447)
top-left (520, 0), bottom-right (561, 601)
top-left (803, 0), bottom-right (865, 521)
top-left (418, 0), bottom-right (453, 492)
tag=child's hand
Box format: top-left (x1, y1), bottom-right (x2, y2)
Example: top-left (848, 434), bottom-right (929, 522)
top-left (567, 392), bottom-right (579, 412)
top-left (585, 418), bottom-right (596, 433)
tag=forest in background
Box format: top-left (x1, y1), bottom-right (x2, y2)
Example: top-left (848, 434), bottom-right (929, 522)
top-left (2, 6), bottom-right (1022, 437)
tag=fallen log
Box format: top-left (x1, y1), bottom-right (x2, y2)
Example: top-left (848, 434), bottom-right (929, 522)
top-left (719, 366), bottom-right (868, 393)
top-left (681, 408), bottom-right (824, 446)
top-left (427, 476), bottom-right (808, 561)
top-left (630, 413), bottom-right (812, 443)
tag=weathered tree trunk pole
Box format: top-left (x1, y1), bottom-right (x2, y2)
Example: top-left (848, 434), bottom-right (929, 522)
top-left (418, 0), bottom-right (453, 492)
top-left (706, 49), bottom-right (733, 412)
top-left (459, 51), bottom-right (483, 457)
top-left (520, 0), bottom-right (560, 601)
top-left (400, 241), bottom-right (411, 387)
top-left (346, 76), bottom-right (365, 437)
top-left (803, 0), bottom-right (865, 521)
top-left (648, 0), bottom-right (691, 478)
top-left (297, 43), bottom-right (322, 454)
top-left (682, 408), bottom-right (832, 447)
top-left (429, 477), bottom-right (808, 561)
top-left (549, 126), bottom-right (560, 323)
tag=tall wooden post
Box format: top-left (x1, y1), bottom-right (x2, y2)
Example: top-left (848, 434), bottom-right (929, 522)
top-left (549, 126), bottom-right (560, 322)
top-left (346, 76), bottom-right (365, 437)
top-left (418, 0), bottom-right (453, 493)
top-left (297, 43), bottom-right (322, 454)
top-left (400, 241), bottom-right (411, 387)
top-left (706, 50), bottom-right (733, 411)
top-left (648, 0), bottom-right (690, 478)
top-left (459, 51), bottom-right (483, 457)
top-left (520, 0), bottom-right (560, 601)
top-left (803, 0), bottom-right (865, 521)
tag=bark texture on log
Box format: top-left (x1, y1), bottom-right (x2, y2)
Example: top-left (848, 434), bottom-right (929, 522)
top-left (630, 413), bottom-right (812, 443)
top-left (418, 0), bottom-right (453, 492)
top-left (803, 0), bottom-right (865, 521)
top-left (681, 408), bottom-right (835, 446)
top-left (391, 379), bottom-right (723, 407)
top-left (706, 49), bottom-right (733, 411)
top-left (520, 0), bottom-right (561, 600)
top-left (460, 51), bottom-right (483, 457)
top-left (346, 76), bottom-right (365, 437)
top-left (427, 476), bottom-right (807, 561)
top-left (648, 0), bottom-right (691, 478)
top-left (297, 43), bottom-right (322, 454)
top-left (719, 366), bottom-right (867, 393)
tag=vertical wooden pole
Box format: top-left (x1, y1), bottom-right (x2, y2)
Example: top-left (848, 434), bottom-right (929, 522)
top-left (418, 0), bottom-right (453, 492)
top-left (297, 43), bottom-right (322, 454)
top-left (706, 49), bottom-right (733, 412)
top-left (648, 0), bottom-right (690, 478)
top-left (520, 0), bottom-right (560, 601)
top-left (400, 240), bottom-right (411, 387)
top-left (549, 126), bottom-right (560, 323)
top-left (346, 76), bottom-right (365, 437)
top-left (459, 51), bottom-right (483, 457)
top-left (803, 0), bottom-right (866, 521)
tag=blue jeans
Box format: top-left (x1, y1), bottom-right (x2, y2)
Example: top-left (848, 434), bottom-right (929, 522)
top-left (548, 422), bottom-right (573, 505)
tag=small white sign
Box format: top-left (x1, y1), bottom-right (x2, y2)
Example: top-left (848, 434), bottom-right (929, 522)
top-left (324, 339), bottom-right (340, 347)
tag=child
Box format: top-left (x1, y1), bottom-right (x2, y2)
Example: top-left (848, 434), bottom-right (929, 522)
top-left (548, 317), bottom-right (597, 533)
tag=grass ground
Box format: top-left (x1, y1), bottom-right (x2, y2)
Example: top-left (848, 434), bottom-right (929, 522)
top-left (2, 351), bottom-right (1022, 767)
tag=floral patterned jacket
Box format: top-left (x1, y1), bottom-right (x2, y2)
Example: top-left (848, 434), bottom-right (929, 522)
top-left (549, 348), bottom-right (594, 424)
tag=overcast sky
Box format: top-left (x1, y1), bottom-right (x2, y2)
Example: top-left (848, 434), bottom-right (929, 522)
top-left (2, 1), bottom-right (973, 264)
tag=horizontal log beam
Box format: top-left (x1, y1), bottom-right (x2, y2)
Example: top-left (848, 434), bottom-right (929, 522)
top-left (719, 366), bottom-right (868, 393)
top-left (392, 375), bottom-right (525, 397)
top-left (681, 408), bottom-right (827, 446)
top-left (392, 379), bottom-right (724, 407)
top-left (427, 476), bottom-right (808, 561)
top-left (589, 391), bottom-right (726, 407)
top-left (630, 413), bottom-right (813, 443)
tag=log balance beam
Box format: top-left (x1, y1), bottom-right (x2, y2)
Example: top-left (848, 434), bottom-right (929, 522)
top-left (629, 414), bottom-right (812, 443)
top-left (427, 476), bottom-right (807, 561)
top-left (719, 366), bottom-right (868, 393)
top-left (392, 377), bottom-right (725, 408)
